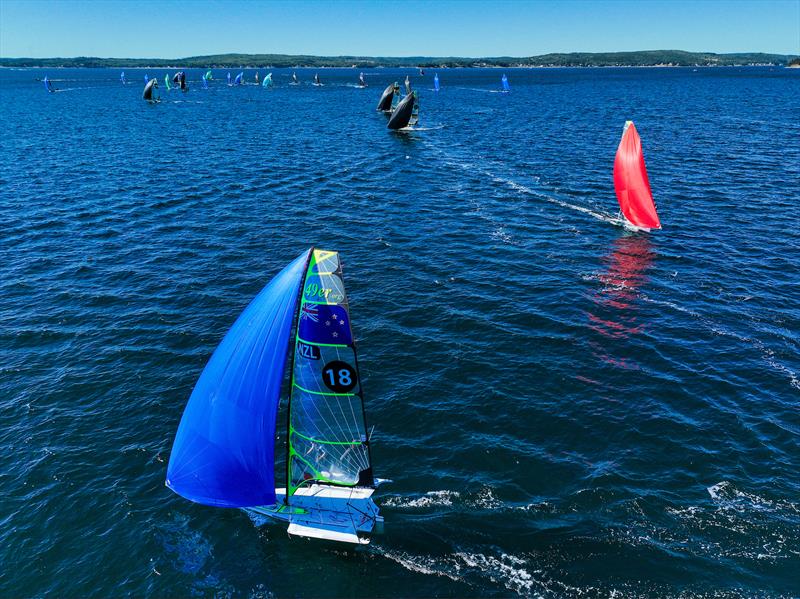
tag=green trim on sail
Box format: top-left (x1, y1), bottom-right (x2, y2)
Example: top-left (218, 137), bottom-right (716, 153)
top-left (292, 382), bottom-right (356, 397)
top-left (290, 426), bottom-right (362, 446)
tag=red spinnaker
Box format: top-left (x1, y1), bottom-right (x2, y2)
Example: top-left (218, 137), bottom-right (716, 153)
top-left (613, 121), bottom-right (661, 230)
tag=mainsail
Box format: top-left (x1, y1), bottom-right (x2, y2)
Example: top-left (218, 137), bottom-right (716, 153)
top-left (404, 75), bottom-right (412, 95)
top-left (501, 74), bottom-right (510, 92)
top-left (314, 73), bottom-right (321, 85)
top-left (166, 250), bottom-right (311, 508)
top-left (144, 73), bottom-right (149, 84)
top-left (359, 72), bottom-right (367, 87)
top-left (43, 76), bottom-right (54, 93)
top-left (613, 121), bottom-right (661, 230)
top-left (434, 73), bottom-right (440, 92)
top-left (164, 74), bottom-right (171, 91)
top-left (292, 71), bottom-right (299, 84)
top-left (227, 72), bottom-right (232, 85)
top-left (387, 91), bottom-right (417, 130)
top-left (234, 72), bottom-right (243, 86)
top-left (287, 250), bottom-right (373, 499)
top-left (205, 70), bottom-right (213, 80)
top-left (142, 78), bottom-right (159, 101)
top-left (377, 83), bottom-right (395, 111)
top-left (262, 73), bottom-right (273, 88)
top-left (120, 71), bottom-right (126, 85)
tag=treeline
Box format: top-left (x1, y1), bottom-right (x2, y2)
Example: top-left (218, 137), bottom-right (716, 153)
top-left (1, 50), bottom-right (796, 69)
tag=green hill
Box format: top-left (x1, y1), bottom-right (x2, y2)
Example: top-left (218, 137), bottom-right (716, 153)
top-left (0, 50), bottom-right (796, 69)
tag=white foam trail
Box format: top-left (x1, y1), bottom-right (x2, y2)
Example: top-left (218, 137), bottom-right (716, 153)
top-left (421, 139), bottom-right (618, 226)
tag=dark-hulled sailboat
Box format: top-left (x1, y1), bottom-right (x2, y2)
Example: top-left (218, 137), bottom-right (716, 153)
top-left (387, 91), bottom-right (418, 130)
top-left (376, 82), bottom-right (397, 112)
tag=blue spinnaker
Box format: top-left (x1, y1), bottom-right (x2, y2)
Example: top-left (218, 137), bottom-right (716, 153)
top-left (234, 72), bottom-right (243, 85)
top-left (166, 249), bottom-right (312, 508)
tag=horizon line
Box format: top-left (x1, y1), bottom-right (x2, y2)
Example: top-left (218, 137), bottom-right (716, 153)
top-left (2, 49), bottom-right (797, 61)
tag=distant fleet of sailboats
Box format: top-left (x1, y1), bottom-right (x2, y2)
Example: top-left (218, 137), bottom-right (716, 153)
top-left (50, 67), bottom-right (661, 232)
top-left (24, 62), bottom-right (669, 547)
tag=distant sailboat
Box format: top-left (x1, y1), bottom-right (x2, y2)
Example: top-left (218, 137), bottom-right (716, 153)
top-left (166, 249), bottom-right (383, 545)
top-left (202, 73), bottom-right (208, 89)
top-left (120, 71), bottom-right (126, 85)
top-left (142, 78), bottom-right (159, 102)
top-left (144, 73), bottom-right (149, 84)
top-left (501, 73), bottom-right (510, 92)
top-left (419, 67), bottom-right (425, 76)
top-left (613, 121), bottom-right (661, 232)
top-left (227, 72), bottom-right (232, 86)
top-left (404, 75), bottom-right (412, 95)
top-left (262, 72), bottom-right (273, 88)
top-left (358, 72), bottom-right (367, 88)
top-left (205, 70), bottom-right (213, 81)
top-left (234, 72), bottom-right (243, 86)
top-left (172, 71), bottom-right (186, 91)
top-left (43, 76), bottom-right (55, 93)
top-left (313, 73), bottom-right (323, 86)
top-left (387, 91), bottom-right (418, 130)
top-left (255, 72), bottom-right (260, 84)
top-left (164, 73), bottom-right (171, 91)
top-left (376, 82), bottom-right (397, 112)
top-left (291, 71), bottom-right (299, 85)
top-left (434, 73), bottom-right (440, 92)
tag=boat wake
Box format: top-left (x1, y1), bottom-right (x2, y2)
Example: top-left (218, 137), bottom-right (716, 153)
top-left (369, 546), bottom-right (537, 596)
top-left (422, 141), bottom-right (619, 226)
top-left (397, 124), bottom-right (445, 132)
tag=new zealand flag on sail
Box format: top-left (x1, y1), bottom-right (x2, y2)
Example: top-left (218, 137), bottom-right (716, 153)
top-left (298, 303), bottom-right (353, 345)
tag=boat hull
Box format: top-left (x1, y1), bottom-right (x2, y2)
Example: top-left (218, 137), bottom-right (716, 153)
top-left (245, 484), bottom-right (382, 545)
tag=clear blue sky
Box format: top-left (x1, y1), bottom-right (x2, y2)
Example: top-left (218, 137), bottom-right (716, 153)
top-left (1, 0), bottom-right (798, 58)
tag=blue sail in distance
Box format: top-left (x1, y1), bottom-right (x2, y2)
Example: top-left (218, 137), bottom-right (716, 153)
top-left (434, 73), bottom-right (440, 92)
top-left (166, 249), bottom-right (312, 507)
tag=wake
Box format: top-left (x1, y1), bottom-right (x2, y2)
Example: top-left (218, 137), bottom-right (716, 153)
top-left (422, 140), bottom-right (618, 226)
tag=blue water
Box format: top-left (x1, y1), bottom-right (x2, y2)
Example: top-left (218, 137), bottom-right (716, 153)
top-left (1, 67), bottom-right (799, 597)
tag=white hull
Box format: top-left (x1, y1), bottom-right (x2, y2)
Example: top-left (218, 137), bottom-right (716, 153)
top-left (610, 215), bottom-right (654, 233)
top-left (245, 484), bottom-right (382, 545)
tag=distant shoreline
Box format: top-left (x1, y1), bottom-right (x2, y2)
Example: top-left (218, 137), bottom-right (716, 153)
top-left (2, 64), bottom-right (792, 71)
top-left (0, 50), bottom-right (796, 69)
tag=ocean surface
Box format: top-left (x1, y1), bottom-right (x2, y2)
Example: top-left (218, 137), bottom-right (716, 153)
top-left (1, 66), bottom-right (798, 597)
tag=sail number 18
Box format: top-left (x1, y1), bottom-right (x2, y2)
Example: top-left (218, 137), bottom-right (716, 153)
top-left (321, 360), bottom-right (357, 393)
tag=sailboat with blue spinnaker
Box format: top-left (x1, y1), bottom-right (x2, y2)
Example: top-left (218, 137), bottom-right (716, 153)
top-left (166, 249), bottom-right (384, 545)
